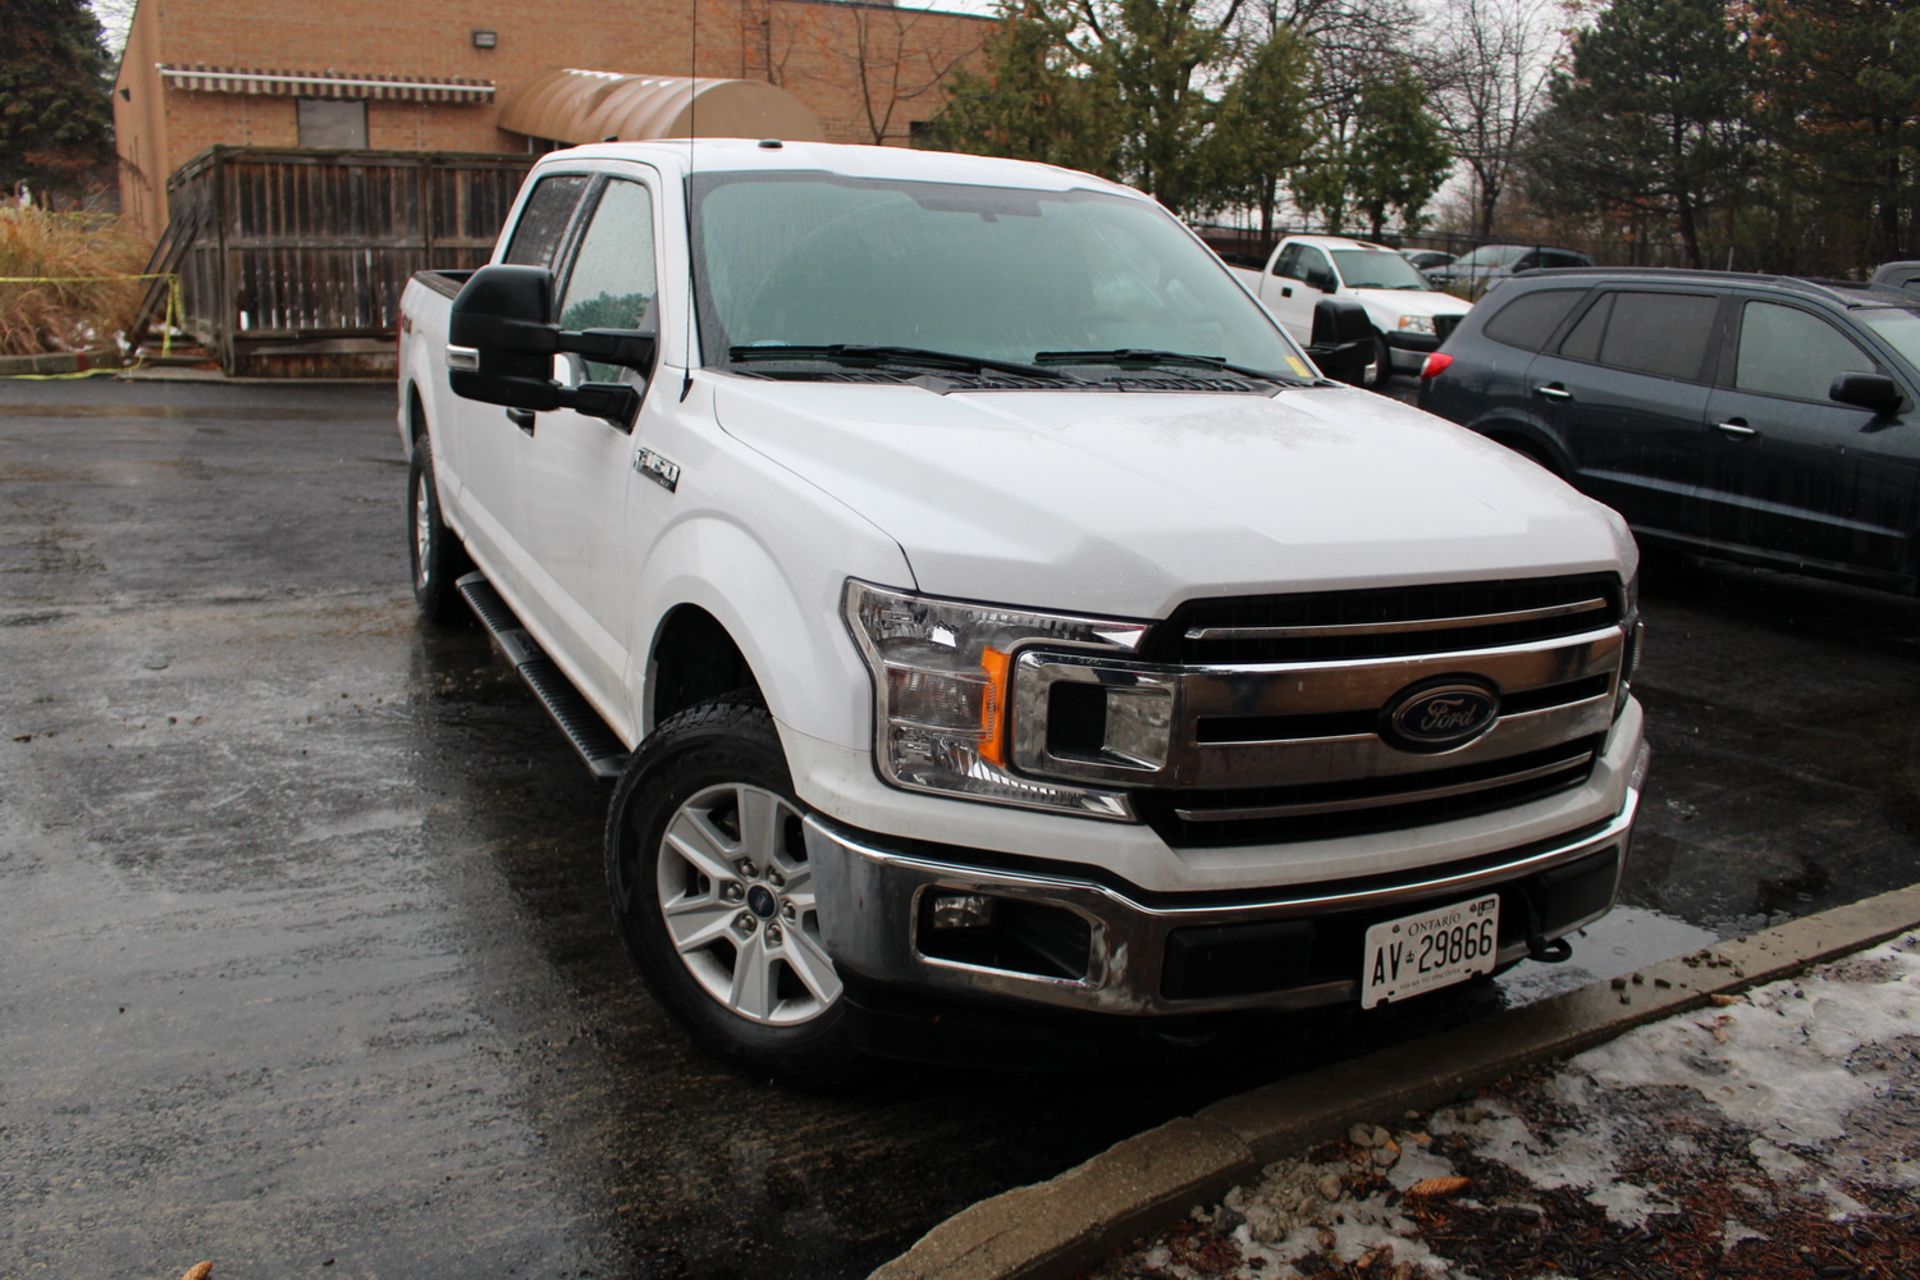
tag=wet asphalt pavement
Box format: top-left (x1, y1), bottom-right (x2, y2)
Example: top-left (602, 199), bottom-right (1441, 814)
top-left (2, 378), bottom-right (1916, 1279)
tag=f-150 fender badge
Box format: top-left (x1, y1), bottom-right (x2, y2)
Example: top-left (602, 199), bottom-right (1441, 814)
top-left (633, 448), bottom-right (681, 493)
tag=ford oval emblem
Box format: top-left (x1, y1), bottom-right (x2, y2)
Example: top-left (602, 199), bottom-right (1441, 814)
top-left (1384, 681), bottom-right (1500, 752)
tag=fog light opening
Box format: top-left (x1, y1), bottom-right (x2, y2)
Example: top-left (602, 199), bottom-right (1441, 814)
top-left (929, 892), bottom-right (997, 931)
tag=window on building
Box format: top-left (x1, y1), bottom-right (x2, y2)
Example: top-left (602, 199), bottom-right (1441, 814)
top-left (297, 98), bottom-right (368, 149)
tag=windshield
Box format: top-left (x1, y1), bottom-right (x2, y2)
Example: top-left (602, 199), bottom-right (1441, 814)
top-left (1857, 308), bottom-right (1920, 372)
top-left (1332, 249), bottom-right (1434, 291)
top-left (1456, 245), bottom-right (1528, 268)
top-left (689, 173), bottom-right (1310, 378)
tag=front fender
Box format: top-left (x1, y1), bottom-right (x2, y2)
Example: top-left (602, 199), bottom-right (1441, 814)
top-left (628, 512), bottom-right (911, 752)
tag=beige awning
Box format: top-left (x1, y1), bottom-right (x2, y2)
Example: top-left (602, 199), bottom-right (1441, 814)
top-left (157, 64), bottom-right (493, 104)
top-left (498, 69), bottom-right (823, 144)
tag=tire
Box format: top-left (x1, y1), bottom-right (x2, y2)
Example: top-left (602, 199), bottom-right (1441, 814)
top-left (603, 695), bottom-right (859, 1080)
top-left (407, 433), bottom-right (467, 623)
top-left (1366, 334), bottom-right (1394, 389)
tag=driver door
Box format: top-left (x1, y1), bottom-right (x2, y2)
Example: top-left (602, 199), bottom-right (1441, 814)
top-left (1265, 243), bottom-right (1327, 345)
top-left (517, 172), bottom-right (662, 719)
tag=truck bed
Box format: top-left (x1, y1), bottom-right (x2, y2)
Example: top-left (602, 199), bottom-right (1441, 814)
top-left (412, 269), bottom-right (475, 301)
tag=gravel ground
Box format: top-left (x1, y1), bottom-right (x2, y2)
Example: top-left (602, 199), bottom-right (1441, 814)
top-left (1089, 932), bottom-right (1920, 1280)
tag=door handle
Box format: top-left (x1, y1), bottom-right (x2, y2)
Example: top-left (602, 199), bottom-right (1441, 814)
top-left (1715, 419), bottom-right (1758, 438)
top-left (507, 408), bottom-right (536, 434)
top-left (1280, 286), bottom-right (1294, 298)
top-left (1534, 385), bottom-right (1572, 402)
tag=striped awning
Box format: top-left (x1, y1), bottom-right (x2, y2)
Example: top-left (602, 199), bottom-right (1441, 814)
top-left (157, 65), bottom-right (494, 104)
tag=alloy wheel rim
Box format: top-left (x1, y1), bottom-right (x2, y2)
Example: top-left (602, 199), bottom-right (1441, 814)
top-left (413, 473), bottom-right (431, 587)
top-left (655, 782), bottom-right (841, 1026)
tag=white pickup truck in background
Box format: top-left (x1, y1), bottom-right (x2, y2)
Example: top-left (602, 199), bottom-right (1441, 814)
top-left (1228, 234), bottom-right (1474, 386)
top-left (396, 141), bottom-right (1647, 1079)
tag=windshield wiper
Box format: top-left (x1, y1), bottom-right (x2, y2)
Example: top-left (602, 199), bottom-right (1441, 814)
top-left (727, 344), bottom-right (1079, 382)
top-left (1032, 348), bottom-right (1299, 386)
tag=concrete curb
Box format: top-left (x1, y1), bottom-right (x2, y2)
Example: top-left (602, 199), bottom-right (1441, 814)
top-left (0, 347), bottom-right (120, 376)
top-left (871, 883), bottom-right (1920, 1280)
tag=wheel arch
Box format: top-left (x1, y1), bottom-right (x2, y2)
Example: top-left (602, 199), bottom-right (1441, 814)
top-left (1475, 417), bottom-right (1572, 476)
top-left (646, 603), bottom-right (759, 731)
top-left (629, 512), bottom-right (903, 753)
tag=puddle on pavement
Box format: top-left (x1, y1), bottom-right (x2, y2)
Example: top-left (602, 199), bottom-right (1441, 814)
top-left (1496, 904), bottom-right (1721, 1004)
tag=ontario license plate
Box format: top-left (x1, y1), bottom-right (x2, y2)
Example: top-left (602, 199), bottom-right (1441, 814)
top-left (1360, 894), bottom-right (1500, 1010)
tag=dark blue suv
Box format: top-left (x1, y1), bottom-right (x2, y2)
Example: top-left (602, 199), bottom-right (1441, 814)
top-left (1419, 269), bottom-right (1920, 594)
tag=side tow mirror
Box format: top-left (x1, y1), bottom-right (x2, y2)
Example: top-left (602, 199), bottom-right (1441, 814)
top-left (1829, 371), bottom-right (1903, 416)
top-left (1307, 296), bottom-right (1374, 383)
top-left (447, 264), bottom-right (657, 428)
top-left (1305, 266), bottom-right (1337, 294)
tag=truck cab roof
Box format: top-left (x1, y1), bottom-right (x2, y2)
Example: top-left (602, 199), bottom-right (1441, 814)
top-left (527, 138), bottom-right (1145, 198)
top-left (1280, 234), bottom-right (1398, 254)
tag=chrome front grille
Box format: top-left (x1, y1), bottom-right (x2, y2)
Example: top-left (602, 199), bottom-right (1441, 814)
top-left (1148, 573), bottom-right (1623, 664)
top-left (1012, 575), bottom-right (1632, 846)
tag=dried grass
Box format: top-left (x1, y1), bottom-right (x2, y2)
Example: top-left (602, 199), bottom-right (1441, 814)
top-left (0, 210), bottom-right (149, 357)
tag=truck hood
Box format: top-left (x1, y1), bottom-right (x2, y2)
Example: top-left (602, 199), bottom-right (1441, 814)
top-left (710, 377), bottom-right (1634, 618)
top-left (1349, 288), bottom-right (1474, 323)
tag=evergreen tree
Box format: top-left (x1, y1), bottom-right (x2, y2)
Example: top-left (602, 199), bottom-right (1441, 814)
top-left (936, 0), bottom-right (1116, 174)
top-left (1523, 0), bottom-right (1755, 267)
top-left (1752, 0), bottom-right (1920, 262)
top-left (0, 0), bottom-right (115, 202)
top-left (1345, 67), bottom-right (1451, 238)
top-left (1192, 25), bottom-right (1314, 231)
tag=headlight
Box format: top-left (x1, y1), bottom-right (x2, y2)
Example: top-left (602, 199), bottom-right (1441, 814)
top-left (1616, 572), bottom-right (1642, 718)
top-left (842, 580), bottom-right (1148, 818)
top-left (1396, 315), bottom-right (1437, 335)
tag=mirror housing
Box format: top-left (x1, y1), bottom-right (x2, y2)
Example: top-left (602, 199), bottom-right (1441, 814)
top-left (1304, 266), bottom-right (1337, 294)
top-left (447, 264), bottom-right (656, 428)
top-left (1307, 296), bottom-right (1374, 383)
top-left (1829, 371), bottom-right (1902, 415)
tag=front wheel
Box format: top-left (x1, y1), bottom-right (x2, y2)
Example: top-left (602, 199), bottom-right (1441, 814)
top-left (604, 695), bottom-right (858, 1080)
top-left (1365, 334), bottom-right (1394, 389)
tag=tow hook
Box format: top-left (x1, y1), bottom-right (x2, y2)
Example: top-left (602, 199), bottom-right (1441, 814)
top-left (1527, 935), bottom-right (1573, 963)
top-left (1521, 888), bottom-right (1572, 963)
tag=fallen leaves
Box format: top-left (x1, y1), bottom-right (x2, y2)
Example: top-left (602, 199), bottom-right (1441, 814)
top-left (1407, 1176), bottom-right (1471, 1199)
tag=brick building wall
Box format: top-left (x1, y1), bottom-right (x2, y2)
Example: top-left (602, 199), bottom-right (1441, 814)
top-left (113, 0), bottom-right (994, 239)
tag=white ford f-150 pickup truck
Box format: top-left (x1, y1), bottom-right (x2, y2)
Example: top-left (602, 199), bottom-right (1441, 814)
top-left (397, 140), bottom-right (1648, 1077)
top-left (1227, 234), bottom-right (1474, 387)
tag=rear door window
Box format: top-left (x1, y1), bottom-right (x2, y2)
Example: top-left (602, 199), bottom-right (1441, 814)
top-left (1558, 294), bottom-right (1613, 362)
top-left (1559, 290), bottom-right (1718, 381)
top-left (1481, 289), bottom-right (1586, 351)
top-left (503, 174), bottom-right (590, 269)
top-left (1733, 301), bottom-right (1877, 402)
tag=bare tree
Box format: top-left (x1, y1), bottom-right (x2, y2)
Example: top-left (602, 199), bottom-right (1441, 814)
top-left (824, 5), bottom-right (988, 146)
top-left (1423, 0), bottom-right (1564, 239)
top-left (88, 0), bottom-right (135, 56)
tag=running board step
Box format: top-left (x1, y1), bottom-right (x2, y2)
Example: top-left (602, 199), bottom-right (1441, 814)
top-left (456, 572), bottom-right (629, 783)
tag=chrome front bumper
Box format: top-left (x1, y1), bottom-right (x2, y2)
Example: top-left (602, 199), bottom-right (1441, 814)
top-left (805, 741), bottom-right (1648, 1018)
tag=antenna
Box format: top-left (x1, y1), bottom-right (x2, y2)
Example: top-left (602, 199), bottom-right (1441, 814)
top-left (680, 0), bottom-right (698, 401)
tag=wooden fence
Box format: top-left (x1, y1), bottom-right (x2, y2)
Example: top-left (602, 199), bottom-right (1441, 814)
top-left (165, 147), bottom-right (535, 376)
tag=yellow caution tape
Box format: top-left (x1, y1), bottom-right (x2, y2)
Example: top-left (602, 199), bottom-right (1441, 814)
top-left (0, 271), bottom-right (185, 372)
